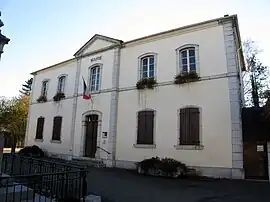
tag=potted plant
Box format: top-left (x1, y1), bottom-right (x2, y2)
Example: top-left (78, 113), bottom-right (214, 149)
top-left (53, 92), bottom-right (65, 102)
top-left (136, 77), bottom-right (157, 89)
top-left (174, 71), bottom-right (200, 84)
top-left (37, 95), bottom-right (47, 103)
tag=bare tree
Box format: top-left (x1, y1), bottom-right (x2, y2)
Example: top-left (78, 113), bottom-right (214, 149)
top-left (242, 39), bottom-right (269, 107)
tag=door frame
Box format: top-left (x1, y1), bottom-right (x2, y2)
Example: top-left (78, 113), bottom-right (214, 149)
top-left (81, 110), bottom-right (102, 158)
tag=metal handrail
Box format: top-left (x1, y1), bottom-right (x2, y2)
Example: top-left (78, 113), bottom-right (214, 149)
top-left (97, 146), bottom-right (111, 154)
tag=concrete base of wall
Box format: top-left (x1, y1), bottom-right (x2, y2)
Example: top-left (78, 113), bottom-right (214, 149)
top-left (115, 160), bottom-right (243, 179)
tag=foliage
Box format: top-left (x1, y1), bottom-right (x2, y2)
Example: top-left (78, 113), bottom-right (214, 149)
top-left (138, 157), bottom-right (188, 177)
top-left (0, 96), bottom-right (29, 152)
top-left (19, 78), bottom-right (33, 96)
top-left (136, 77), bottom-right (157, 89)
top-left (37, 95), bottom-right (47, 103)
top-left (18, 145), bottom-right (45, 157)
top-left (53, 92), bottom-right (65, 102)
top-left (174, 71), bottom-right (200, 84)
top-left (242, 40), bottom-right (269, 107)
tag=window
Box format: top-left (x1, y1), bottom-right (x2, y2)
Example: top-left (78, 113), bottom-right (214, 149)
top-left (179, 107), bottom-right (200, 145)
top-left (140, 55), bottom-right (155, 79)
top-left (35, 117), bottom-right (44, 140)
top-left (90, 66), bottom-right (101, 91)
top-left (41, 80), bottom-right (48, 96)
top-left (137, 110), bottom-right (154, 145)
top-left (52, 116), bottom-right (62, 141)
top-left (57, 76), bottom-right (66, 93)
top-left (180, 48), bottom-right (196, 73)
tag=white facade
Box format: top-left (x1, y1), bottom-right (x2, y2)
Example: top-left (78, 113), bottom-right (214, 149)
top-left (25, 15), bottom-right (245, 178)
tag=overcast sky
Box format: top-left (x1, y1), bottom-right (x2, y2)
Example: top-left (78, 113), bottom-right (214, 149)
top-left (0, 0), bottom-right (269, 97)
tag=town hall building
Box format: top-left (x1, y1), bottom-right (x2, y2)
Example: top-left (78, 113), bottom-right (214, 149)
top-left (25, 15), bottom-right (245, 179)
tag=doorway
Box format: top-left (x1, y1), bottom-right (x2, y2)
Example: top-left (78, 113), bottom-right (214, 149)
top-left (243, 141), bottom-right (269, 180)
top-left (84, 114), bottom-right (98, 158)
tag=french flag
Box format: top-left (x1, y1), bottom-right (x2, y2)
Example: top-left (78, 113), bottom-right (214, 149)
top-left (82, 77), bottom-right (91, 100)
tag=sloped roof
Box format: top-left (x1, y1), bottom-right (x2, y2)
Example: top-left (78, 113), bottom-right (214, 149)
top-left (73, 34), bottom-right (123, 57)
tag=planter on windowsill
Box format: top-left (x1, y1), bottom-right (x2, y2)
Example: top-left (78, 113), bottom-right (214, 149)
top-left (37, 95), bottom-right (47, 103)
top-left (53, 92), bottom-right (65, 102)
top-left (136, 78), bottom-right (157, 90)
top-left (174, 72), bottom-right (200, 84)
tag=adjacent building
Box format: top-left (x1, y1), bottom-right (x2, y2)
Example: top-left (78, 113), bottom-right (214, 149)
top-left (25, 15), bottom-right (245, 179)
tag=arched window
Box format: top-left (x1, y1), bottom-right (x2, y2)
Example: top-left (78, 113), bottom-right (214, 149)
top-left (41, 80), bottom-right (48, 96)
top-left (177, 44), bottom-right (199, 74)
top-left (180, 48), bottom-right (196, 72)
top-left (139, 54), bottom-right (156, 79)
top-left (90, 65), bottom-right (101, 92)
top-left (137, 110), bottom-right (155, 145)
top-left (179, 107), bottom-right (200, 145)
top-left (57, 75), bottom-right (66, 93)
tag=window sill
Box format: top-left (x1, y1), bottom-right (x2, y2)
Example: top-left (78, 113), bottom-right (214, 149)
top-left (34, 139), bottom-right (43, 142)
top-left (174, 145), bottom-right (204, 150)
top-left (50, 140), bottom-right (61, 144)
top-left (133, 144), bottom-right (156, 149)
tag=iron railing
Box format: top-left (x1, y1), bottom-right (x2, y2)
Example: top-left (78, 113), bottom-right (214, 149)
top-left (1, 154), bottom-right (87, 202)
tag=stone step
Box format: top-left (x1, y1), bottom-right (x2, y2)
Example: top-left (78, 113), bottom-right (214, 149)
top-left (71, 158), bottom-right (106, 168)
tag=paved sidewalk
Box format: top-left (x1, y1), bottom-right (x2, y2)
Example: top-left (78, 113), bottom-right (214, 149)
top-left (86, 167), bottom-right (270, 202)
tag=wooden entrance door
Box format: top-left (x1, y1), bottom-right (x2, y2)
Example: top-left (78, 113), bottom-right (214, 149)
top-left (84, 114), bottom-right (98, 158)
top-left (243, 141), bottom-right (269, 180)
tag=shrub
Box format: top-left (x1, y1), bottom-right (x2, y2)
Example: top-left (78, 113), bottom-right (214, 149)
top-left (18, 145), bottom-right (45, 157)
top-left (136, 77), bottom-right (157, 89)
top-left (53, 92), bottom-right (65, 102)
top-left (137, 157), bottom-right (189, 177)
top-left (37, 95), bottom-right (47, 103)
top-left (174, 71), bottom-right (200, 84)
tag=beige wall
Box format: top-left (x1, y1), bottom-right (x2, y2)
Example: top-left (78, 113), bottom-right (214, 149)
top-left (116, 78), bottom-right (232, 168)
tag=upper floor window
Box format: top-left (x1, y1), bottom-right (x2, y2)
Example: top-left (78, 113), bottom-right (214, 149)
top-left (41, 80), bottom-right (48, 96)
top-left (140, 55), bottom-right (156, 79)
top-left (180, 48), bottom-right (196, 73)
top-left (57, 75), bottom-right (66, 93)
top-left (177, 45), bottom-right (199, 74)
top-left (90, 66), bottom-right (101, 92)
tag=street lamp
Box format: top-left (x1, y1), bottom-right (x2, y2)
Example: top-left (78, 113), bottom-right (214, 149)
top-left (0, 12), bottom-right (10, 60)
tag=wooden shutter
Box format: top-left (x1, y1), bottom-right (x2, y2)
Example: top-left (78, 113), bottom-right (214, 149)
top-left (180, 108), bottom-right (189, 145)
top-left (52, 116), bottom-right (62, 141)
top-left (35, 117), bottom-right (44, 139)
top-left (180, 108), bottom-right (200, 145)
top-left (137, 111), bottom-right (154, 144)
top-left (189, 108), bottom-right (200, 145)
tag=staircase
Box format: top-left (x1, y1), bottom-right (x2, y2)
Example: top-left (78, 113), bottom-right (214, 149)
top-left (71, 157), bottom-right (106, 168)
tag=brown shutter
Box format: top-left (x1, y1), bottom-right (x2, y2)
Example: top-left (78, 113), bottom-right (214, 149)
top-left (189, 108), bottom-right (200, 145)
top-left (145, 111), bottom-right (154, 144)
top-left (137, 112), bottom-right (145, 144)
top-left (52, 116), bottom-right (62, 141)
top-left (35, 117), bottom-right (44, 139)
top-left (180, 108), bottom-right (189, 145)
top-left (137, 111), bottom-right (154, 144)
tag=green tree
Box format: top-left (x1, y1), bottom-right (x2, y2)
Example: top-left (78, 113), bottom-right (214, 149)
top-left (0, 96), bottom-right (29, 153)
top-left (19, 78), bottom-right (33, 96)
top-left (242, 40), bottom-right (269, 107)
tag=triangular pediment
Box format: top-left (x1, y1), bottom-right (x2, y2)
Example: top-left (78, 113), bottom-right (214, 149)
top-left (74, 34), bottom-right (122, 56)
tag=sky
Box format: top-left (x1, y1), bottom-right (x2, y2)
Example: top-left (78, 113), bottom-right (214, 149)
top-left (0, 0), bottom-right (269, 97)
